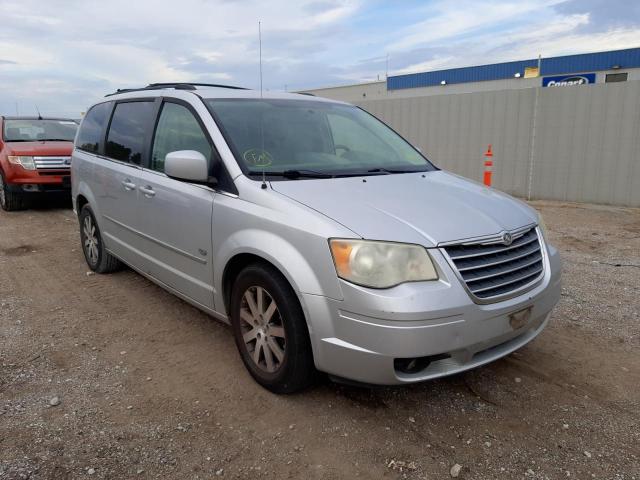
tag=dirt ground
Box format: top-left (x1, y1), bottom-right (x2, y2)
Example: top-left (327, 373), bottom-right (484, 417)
top-left (1, 198), bottom-right (639, 480)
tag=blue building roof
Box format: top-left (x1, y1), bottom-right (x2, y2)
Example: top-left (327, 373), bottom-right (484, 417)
top-left (387, 48), bottom-right (640, 90)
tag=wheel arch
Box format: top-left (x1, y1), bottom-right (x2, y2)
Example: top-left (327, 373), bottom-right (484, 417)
top-left (214, 229), bottom-right (342, 324)
top-left (76, 193), bottom-right (89, 214)
top-left (74, 181), bottom-right (100, 220)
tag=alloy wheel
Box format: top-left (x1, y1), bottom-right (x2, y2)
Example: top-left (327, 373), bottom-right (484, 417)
top-left (239, 286), bottom-right (286, 373)
top-left (83, 215), bottom-right (99, 265)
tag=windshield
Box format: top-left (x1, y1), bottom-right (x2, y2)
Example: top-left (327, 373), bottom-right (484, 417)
top-left (3, 119), bottom-right (78, 142)
top-left (205, 99), bottom-right (435, 178)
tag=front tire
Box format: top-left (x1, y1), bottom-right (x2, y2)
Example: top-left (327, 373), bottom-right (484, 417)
top-left (230, 263), bottom-right (316, 393)
top-left (0, 170), bottom-right (27, 211)
top-left (79, 205), bottom-right (122, 273)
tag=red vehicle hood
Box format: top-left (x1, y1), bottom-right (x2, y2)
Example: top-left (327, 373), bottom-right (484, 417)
top-left (4, 141), bottom-right (74, 156)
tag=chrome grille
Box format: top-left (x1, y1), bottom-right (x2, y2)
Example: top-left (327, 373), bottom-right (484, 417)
top-left (33, 156), bottom-right (71, 170)
top-left (443, 227), bottom-right (544, 301)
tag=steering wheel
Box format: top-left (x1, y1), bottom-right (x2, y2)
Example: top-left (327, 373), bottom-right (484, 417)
top-left (335, 144), bottom-right (351, 156)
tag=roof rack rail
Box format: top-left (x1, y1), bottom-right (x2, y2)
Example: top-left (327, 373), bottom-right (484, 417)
top-left (147, 82), bottom-right (248, 90)
top-left (105, 82), bottom-right (249, 97)
top-left (297, 92), bottom-right (316, 96)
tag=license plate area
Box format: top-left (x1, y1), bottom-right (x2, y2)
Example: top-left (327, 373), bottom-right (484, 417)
top-left (509, 306), bottom-right (532, 330)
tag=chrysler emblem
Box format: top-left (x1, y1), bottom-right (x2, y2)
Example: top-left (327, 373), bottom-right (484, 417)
top-left (501, 232), bottom-right (513, 246)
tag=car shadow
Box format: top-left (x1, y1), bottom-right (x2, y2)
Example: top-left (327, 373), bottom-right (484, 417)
top-left (26, 193), bottom-right (73, 210)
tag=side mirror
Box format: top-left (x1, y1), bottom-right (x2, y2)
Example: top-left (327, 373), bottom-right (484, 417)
top-left (164, 150), bottom-right (209, 182)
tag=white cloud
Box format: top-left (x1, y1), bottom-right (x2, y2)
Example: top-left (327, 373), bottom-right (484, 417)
top-left (0, 0), bottom-right (364, 114)
top-left (387, 0), bottom-right (566, 52)
top-left (504, 26), bottom-right (640, 60)
top-left (209, 72), bottom-right (233, 81)
top-left (393, 56), bottom-right (457, 76)
top-left (0, 0), bottom-right (638, 115)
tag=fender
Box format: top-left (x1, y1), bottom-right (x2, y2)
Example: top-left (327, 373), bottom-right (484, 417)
top-left (213, 228), bottom-right (344, 316)
top-left (73, 180), bottom-right (101, 218)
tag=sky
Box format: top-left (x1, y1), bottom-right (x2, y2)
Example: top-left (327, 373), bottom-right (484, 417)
top-left (0, 0), bottom-right (639, 117)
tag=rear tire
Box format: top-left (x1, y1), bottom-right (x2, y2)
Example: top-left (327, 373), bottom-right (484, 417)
top-left (0, 170), bottom-right (27, 211)
top-left (230, 263), bottom-right (316, 393)
top-left (79, 204), bottom-right (122, 273)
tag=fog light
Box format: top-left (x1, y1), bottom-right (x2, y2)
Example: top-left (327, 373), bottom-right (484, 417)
top-left (394, 353), bottom-right (451, 374)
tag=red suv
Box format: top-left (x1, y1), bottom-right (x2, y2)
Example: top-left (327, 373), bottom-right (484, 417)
top-left (0, 116), bottom-right (78, 211)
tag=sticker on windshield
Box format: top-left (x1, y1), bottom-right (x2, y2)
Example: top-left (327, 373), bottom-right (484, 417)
top-left (243, 148), bottom-right (273, 167)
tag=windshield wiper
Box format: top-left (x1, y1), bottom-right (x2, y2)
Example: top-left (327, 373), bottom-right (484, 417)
top-left (367, 167), bottom-right (426, 174)
top-left (247, 169), bottom-right (333, 179)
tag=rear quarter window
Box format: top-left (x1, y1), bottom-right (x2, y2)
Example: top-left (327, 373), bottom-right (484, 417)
top-left (76, 102), bottom-right (112, 153)
top-left (105, 101), bottom-right (156, 165)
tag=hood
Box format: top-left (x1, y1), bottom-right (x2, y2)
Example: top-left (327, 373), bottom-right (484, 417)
top-left (271, 170), bottom-right (537, 247)
top-left (4, 141), bottom-right (74, 157)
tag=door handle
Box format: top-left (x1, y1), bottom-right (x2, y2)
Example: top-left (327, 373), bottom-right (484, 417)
top-left (121, 179), bottom-right (136, 191)
top-left (139, 185), bottom-right (156, 198)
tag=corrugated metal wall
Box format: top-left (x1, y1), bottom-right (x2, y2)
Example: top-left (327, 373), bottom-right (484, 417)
top-left (357, 81), bottom-right (640, 207)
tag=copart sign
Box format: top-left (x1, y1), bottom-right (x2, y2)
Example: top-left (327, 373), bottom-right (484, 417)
top-left (542, 73), bottom-right (596, 87)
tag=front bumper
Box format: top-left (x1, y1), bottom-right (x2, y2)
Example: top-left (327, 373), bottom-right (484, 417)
top-left (6, 181), bottom-right (71, 193)
top-left (3, 164), bottom-right (71, 193)
top-left (303, 242), bottom-right (562, 385)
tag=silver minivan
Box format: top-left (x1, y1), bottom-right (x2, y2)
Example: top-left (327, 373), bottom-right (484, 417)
top-left (72, 83), bottom-right (561, 393)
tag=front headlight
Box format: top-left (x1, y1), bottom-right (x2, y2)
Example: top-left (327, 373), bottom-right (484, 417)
top-left (8, 156), bottom-right (36, 170)
top-left (329, 239), bottom-right (438, 288)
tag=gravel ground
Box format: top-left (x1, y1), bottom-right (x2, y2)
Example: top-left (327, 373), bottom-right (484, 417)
top-left (1, 198), bottom-right (638, 480)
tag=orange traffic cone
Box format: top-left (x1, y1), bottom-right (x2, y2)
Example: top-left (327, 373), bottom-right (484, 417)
top-left (483, 145), bottom-right (493, 186)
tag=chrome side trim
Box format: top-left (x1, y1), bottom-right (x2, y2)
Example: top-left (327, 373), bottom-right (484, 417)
top-left (102, 214), bottom-right (207, 265)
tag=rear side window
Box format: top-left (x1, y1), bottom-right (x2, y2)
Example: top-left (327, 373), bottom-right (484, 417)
top-left (105, 101), bottom-right (155, 164)
top-left (151, 103), bottom-right (212, 172)
top-left (76, 102), bottom-right (111, 153)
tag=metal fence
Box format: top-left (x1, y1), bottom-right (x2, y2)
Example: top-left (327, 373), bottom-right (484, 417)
top-left (357, 81), bottom-right (640, 207)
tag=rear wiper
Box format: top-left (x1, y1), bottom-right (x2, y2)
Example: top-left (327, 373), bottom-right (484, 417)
top-left (247, 169), bottom-right (334, 179)
top-left (39, 138), bottom-right (73, 142)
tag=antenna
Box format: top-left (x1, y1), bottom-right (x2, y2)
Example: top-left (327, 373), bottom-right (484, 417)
top-left (385, 53), bottom-right (389, 79)
top-left (258, 20), bottom-right (267, 189)
top-left (35, 105), bottom-right (42, 120)
top-left (259, 21), bottom-right (263, 99)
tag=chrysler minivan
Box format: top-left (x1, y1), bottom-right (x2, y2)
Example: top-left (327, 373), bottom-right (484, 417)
top-left (72, 83), bottom-right (561, 393)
